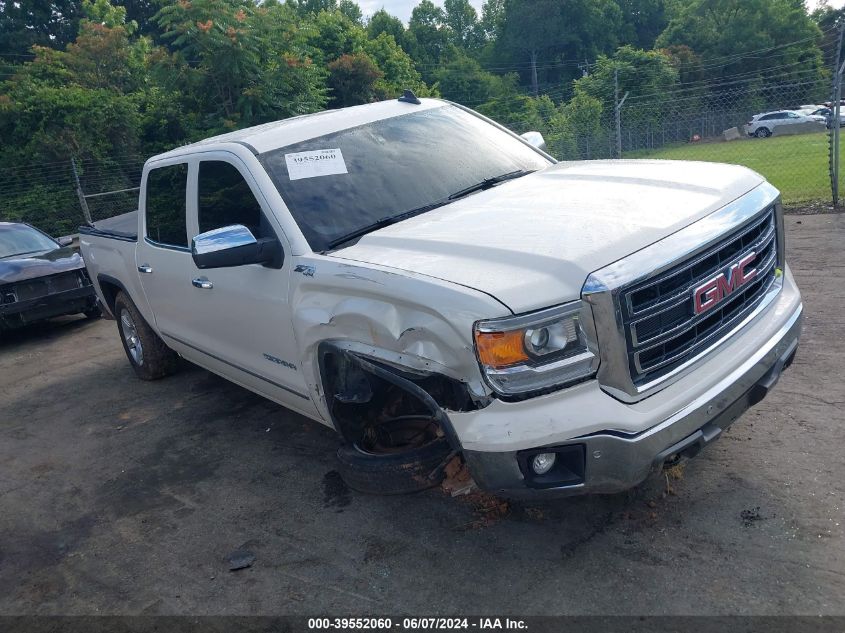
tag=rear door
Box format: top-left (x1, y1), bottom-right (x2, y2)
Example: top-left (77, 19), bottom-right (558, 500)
top-left (135, 160), bottom-right (197, 346)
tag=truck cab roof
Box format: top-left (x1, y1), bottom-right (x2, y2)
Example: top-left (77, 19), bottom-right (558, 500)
top-left (150, 98), bottom-right (445, 163)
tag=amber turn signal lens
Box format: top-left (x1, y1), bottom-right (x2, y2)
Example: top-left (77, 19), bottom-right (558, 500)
top-left (475, 330), bottom-right (529, 368)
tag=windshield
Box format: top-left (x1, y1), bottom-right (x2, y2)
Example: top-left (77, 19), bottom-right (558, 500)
top-left (260, 104), bottom-right (551, 251)
top-left (0, 224), bottom-right (58, 258)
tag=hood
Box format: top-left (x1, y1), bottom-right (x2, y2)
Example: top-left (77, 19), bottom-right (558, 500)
top-left (330, 160), bottom-right (765, 313)
top-left (0, 247), bottom-right (85, 284)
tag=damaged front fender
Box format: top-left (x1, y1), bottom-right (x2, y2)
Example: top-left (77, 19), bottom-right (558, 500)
top-left (291, 257), bottom-right (507, 428)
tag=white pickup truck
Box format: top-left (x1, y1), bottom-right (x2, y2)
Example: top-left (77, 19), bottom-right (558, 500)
top-left (80, 96), bottom-right (803, 497)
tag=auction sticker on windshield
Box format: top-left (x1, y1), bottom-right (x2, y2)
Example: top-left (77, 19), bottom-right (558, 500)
top-left (285, 149), bottom-right (348, 181)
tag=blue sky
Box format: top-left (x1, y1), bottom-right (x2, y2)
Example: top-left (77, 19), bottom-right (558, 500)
top-left (358, 0), bottom-right (485, 23)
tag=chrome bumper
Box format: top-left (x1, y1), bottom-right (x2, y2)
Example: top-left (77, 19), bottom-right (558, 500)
top-left (463, 303), bottom-right (803, 498)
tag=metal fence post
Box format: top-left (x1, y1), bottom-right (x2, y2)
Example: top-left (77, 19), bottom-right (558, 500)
top-left (614, 69), bottom-right (629, 159)
top-left (830, 23), bottom-right (844, 206)
top-left (71, 158), bottom-right (93, 225)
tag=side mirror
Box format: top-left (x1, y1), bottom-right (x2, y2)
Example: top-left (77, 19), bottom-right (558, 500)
top-left (521, 131), bottom-right (547, 151)
top-left (191, 224), bottom-right (283, 269)
top-left (57, 236), bottom-right (73, 247)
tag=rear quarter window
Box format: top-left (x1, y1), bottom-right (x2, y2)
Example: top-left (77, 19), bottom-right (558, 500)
top-left (145, 163), bottom-right (188, 248)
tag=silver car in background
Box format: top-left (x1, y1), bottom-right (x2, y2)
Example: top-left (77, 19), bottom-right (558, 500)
top-left (745, 110), bottom-right (826, 138)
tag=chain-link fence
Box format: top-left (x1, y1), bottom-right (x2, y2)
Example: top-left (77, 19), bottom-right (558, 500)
top-left (616, 77), bottom-right (836, 207)
top-left (0, 156), bottom-right (143, 237)
top-left (1, 71), bottom-right (841, 238)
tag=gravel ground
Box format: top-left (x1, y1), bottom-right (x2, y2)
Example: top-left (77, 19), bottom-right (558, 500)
top-left (0, 212), bottom-right (843, 616)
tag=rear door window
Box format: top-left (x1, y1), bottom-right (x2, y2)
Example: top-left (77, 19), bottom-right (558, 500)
top-left (145, 163), bottom-right (189, 248)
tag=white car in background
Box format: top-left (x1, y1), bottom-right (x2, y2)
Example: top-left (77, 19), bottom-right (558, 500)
top-left (745, 110), bottom-right (825, 138)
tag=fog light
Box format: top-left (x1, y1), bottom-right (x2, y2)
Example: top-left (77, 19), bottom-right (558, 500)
top-left (531, 452), bottom-right (556, 475)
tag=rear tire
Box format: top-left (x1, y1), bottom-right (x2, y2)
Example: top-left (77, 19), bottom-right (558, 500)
top-left (335, 435), bottom-right (452, 495)
top-left (755, 127), bottom-right (771, 138)
top-left (114, 291), bottom-right (179, 380)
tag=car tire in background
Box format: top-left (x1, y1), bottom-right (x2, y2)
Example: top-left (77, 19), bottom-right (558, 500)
top-left (113, 291), bottom-right (179, 380)
top-left (754, 127), bottom-right (772, 138)
top-left (335, 415), bottom-right (453, 495)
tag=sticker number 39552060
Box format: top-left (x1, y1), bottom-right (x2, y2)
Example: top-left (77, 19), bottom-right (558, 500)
top-left (284, 148), bottom-right (348, 181)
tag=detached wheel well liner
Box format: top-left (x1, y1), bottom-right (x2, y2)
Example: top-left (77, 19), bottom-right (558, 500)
top-left (317, 342), bottom-right (473, 451)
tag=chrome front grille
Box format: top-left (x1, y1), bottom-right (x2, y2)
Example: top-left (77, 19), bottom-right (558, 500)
top-left (583, 183), bottom-right (785, 403)
top-left (620, 208), bottom-right (778, 386)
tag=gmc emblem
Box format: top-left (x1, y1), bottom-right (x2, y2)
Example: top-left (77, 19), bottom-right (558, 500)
top-left (692, 252), bottom-right (758, 315)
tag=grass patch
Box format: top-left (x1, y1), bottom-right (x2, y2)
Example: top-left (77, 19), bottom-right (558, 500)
top-left (628, 132), bottom-right (835, 206)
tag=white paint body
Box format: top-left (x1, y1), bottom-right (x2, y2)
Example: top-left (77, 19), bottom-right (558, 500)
top-left (80, 99), bottom-right (801, 463)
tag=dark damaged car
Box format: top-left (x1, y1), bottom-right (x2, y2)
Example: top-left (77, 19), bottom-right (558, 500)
top-left (0, 222), bottom-right (100, 333)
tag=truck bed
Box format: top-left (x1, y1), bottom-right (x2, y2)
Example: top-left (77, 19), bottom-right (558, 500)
top-left (79, 210), bottom-right (152, 321)
top-left (79, 211), bottom-right (138, 242)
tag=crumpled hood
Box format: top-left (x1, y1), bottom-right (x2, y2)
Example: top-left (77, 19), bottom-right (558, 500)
top-left (330, 160), bottom-right (765, 313)
top-left (0, 247), bottom-right (85, 284)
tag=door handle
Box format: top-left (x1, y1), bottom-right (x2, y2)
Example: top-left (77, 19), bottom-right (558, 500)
top-left (192, 277), bottom-right (213, 290)
top-left (138, 264), bottom-right (153, 274)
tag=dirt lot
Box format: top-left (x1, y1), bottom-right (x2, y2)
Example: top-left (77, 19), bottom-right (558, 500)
top-left (1, 213), bottom-right (843, 616)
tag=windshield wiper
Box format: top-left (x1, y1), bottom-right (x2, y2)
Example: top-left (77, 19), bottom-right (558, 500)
top-left (447, 169), bottom-right (535, 201)
top-left (325, 199), bottom-right (453, 250)
top-left (325, 169), bottom-right (535, 251)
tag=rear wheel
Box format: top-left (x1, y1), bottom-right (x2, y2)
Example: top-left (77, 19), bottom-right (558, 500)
top-left (335, 415), bottom-right (453, 495)
top-left (114, 291), bottom-right (179, 380)
top-left (754, 127), bottom-right (771, 138)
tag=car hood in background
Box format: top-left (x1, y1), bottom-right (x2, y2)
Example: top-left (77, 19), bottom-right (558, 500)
top-left (330, 159), bottom-right (765, 313)
top-left (0, 247), bottom-right (85, 284)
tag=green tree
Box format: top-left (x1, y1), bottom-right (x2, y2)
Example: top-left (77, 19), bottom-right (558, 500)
top-left (479, 0), bottom-right (505, 41)
top-left (366, 9), bottom-right (406, 48)
top-left (287, 0), bottom-right (337, 15)
top-left (327, 52), bottom-right (382, 106)
top-left (435, 52), bottom-right (501, 104)
top-left (616, 0), bottom-right (667, 50)
top-left (546, 92), bottom-right (608, 160)
top-left (498, 0), bottom-right (622, 96)
top-left (363, 33), bottom-right (431, 99)
top-left (407, 0), bottom-right (451, 80)
top-left (443, 0), bottom-right (480, 50)
top-left (156, 0), bottom-right (327, 131)
top-left (573, 45), bottom-right (678, 125)
top-left (304, 8), bottom-right (366, 63)
top-left (0, 0), bottom-right (82, 54)
top-left (657, 0), bottom-right (825, 83)
top-left (120, 0), bottom-right (161, 38)
top-left (338, 0), bottom-right (363, 25)
top-left (810, 0), bottom-right (843, 69)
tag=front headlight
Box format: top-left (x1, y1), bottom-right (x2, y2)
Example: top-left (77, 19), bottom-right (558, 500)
top-left (474, 301), bottom-right (599, 396)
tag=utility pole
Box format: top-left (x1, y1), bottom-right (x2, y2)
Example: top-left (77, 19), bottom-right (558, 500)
top-left (578, 59), bottom-right (590, 78)
top-left (614, 68), bottom-right (629, 160)
top-left (831, 22), bottom-right (845, 206)
top-left (71, 157), bottom-right (93, 225)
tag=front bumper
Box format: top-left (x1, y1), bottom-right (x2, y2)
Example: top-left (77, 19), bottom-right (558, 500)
top-left (0, 285), bottom-right (97, 328)
top-left (463, 302), bottom-right (803, 497)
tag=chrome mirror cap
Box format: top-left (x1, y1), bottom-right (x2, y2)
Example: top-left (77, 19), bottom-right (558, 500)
top-left (521, 131), bottom-right (547, 151)
top-left (192, 224), bottom-right (257, 256)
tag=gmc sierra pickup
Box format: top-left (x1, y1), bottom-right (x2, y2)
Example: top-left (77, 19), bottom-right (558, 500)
top-left (80, 95), bottom-right (802, 497)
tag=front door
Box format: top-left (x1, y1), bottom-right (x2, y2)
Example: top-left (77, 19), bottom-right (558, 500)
top-left (179, 154), bottom-right (317, 417)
